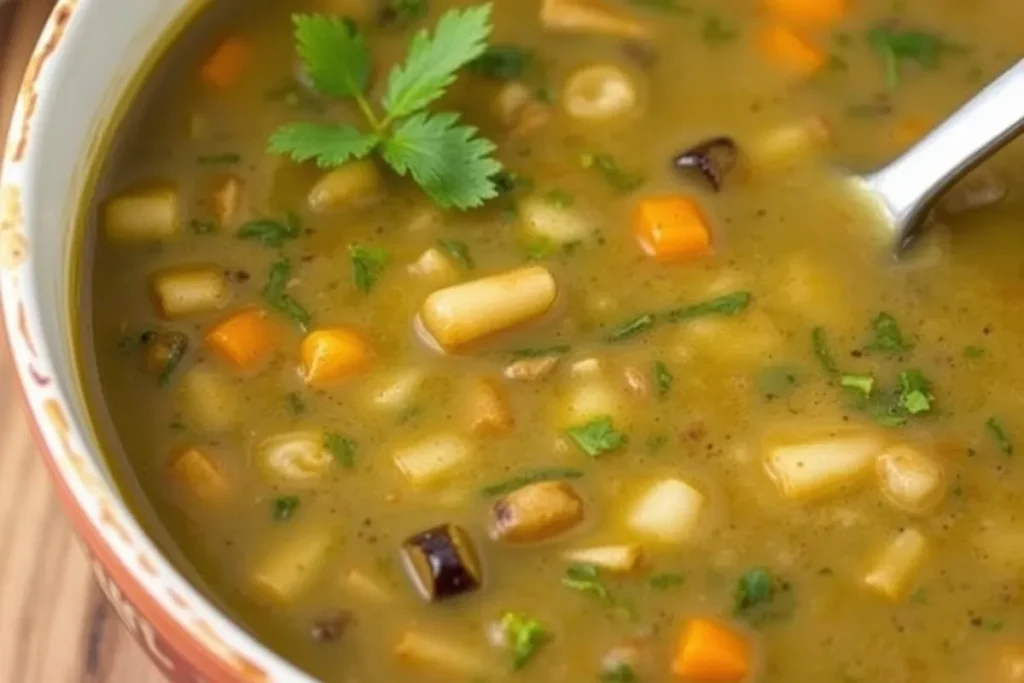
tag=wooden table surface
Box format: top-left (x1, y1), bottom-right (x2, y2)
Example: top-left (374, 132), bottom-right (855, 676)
top-left (0, 1), bottom-right (165, 681)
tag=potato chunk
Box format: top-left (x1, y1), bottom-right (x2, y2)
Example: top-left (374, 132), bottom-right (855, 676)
top-left (150, 266), bottom-right (229, 319)
top-left (876, 444), bottom-right (946, 514)
top-left (394, 631), bottom-right (490, 677)
top-left (176, 367), bottom-right (241, 432)
top-left (863, 528), bottom-right (928, 601)
top-left (490, 481), bottom-right (584, 543)
top-left (466, 376), bottom-right (514, 435)
top-left (763, 431), bottom-right (883, 501)
top-left (103, 186), bottom-right (181, 241)
top-left (563, 544), bottom-right (642, 573)
top-left (393, 433), bottom-right (473, 489)
top-left (170, 446), bottom-right (229, 503)
top-left (248, 525), bottom-right (336, 603)
top-left (626, 479), bottom-right (704, 544)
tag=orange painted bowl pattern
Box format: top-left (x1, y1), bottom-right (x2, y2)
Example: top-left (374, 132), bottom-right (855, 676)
top-left (0, 1), bottom-right (315, 681)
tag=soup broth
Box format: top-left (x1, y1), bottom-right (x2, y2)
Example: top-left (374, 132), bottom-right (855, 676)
top-left (84, 0), bottom-right (1024, 681)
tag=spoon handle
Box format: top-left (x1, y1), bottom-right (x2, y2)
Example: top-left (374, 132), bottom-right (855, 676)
top-left (867, 58), bottom-right (1024, 248)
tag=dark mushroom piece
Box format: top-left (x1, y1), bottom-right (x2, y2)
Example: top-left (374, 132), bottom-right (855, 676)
top-left (672, 136), bottom-right (739, 191)
top-left (400, 524), bottom-right (482, 602)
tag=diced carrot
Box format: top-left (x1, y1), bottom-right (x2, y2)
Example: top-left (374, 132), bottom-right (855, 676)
top-left (300, 328), bottom-right (374, 386)
top-left (763, 0), bottom-right (846, 27)
top-left (672, 619), bottom-right (751, 682)
top-left (758, 25), bottom-right (826, 77)
top-left (632, 196), bottom-right (712, 262)
top-left (200, 37), bottom-right (251, 89)
top-left (205, 307), bottom-right (279, 372)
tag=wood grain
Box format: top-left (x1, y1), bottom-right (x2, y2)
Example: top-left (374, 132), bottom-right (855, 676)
top-left (0, 1), bottom-right (166, 681)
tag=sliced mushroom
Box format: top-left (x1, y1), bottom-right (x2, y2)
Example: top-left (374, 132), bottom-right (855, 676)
top-left (400, 524), bottom-right (483, 601)
top-left (490, 481), bottom-right (584, 543)
top-left (673, 137), bottom-right (739, 191)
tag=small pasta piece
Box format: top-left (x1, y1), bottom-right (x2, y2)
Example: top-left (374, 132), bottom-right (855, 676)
top-left (519, 195), bottom-right (593, 245)
top-left (393, 433), bottom-right (473, 489)
top-left (205, 307), bottom-right (279, 372)
top-left (419, 266), bottom-right (558, 350)
top-left (863, 528), bottom-right (928, 601)
top-left (764, 431), bottom-right (884, 501)
top-left (301, 328), bottom-right (374, 386)
top-left (408, 247), bottom-right (459, 286)
top-left (876, 444), bottom-right (946, 515)
top-left (563, 65), bottom-right (639, 122)
top-left (176, 367), bottom-right (242, 432)
top-left (307, 160), bottom-right (383, 212)
top-left (540, 0), bottom-right (649, 39)
top-left (490, 481), bottom-right (585, 543)
top-left (466, 376), bottom-right (514, 435)
top-left (103, 186), bottom-right (181, 241)
top-left (248, 524), bottom-right (336, 603)
top-left (150, 266), bottom-right (229, 320)
top-left (255, 431), bottom-right (333, 484)
top-left (393, 631), bottom-right (490, 678)
top-left (626, 479), bottom-right (704, 544)
top-left (563, 544), bottom-right (642, 573)
top-left (170, 446), bottom-right (229, 503)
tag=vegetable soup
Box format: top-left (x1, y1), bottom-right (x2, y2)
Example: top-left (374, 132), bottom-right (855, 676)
top-left (82, 0), bottom-right (1024, 681)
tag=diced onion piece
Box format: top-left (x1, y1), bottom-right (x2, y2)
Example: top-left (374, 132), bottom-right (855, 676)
top-left (365, 367), bottom-right (428, 414)
top-left (563, 65), bottom-right (639, 122)
top-left (420, 266), bottom-right (558, 350)
top-left (255, 431), bottom-right (332, 484)
top-left (519, 195), bottom-right (593, 244)
top-left (876, 444), bottom-right (946, 515)
top-left (393, 631), bottom-right (490, 677)
top-left (466, 376), bottom-right (514, 435)
top-left (176, 367), bottom-right (241, 432)
top-left (763, 431), bottom-right (883, 501)
top-left (248, 525), bottom-right (336, 603)
top-left (150, 266), bottom-right (228, 319)
top-left (205, 307), bottom-right (279, 373)
top-left (300, 327), bottom-right (374, 386)
top-left (343, 569), bottom-right (393, 603)
top-left (563, 544), bottom-right (642, 573)
top-left (747, 117), bottom-right (830, 172)
top-left (103, 186), bottom-right (181, 241)
top-left (626, 479), bottom-right (704, 544)
top-left (408, 248), bottom-right (459, 286)
top-left (307, 160), bottom-right (383, 212)
top-left (863, 528), bottom-right (928, 601)
top-left (540, 0), bottom-right (649, 39)
top-left (393, 433), bottom-right (473, 489)
top-left (170, 446), bottom-right (229, 503)
top-left (490, 481), bottom-right (585, 543)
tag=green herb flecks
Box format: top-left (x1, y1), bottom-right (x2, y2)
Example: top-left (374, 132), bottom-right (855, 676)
top-left (811, 327), bottom-right (839, 374)
top-left (481, 468), bottom-right (584, 497)
top-left (272, 495), bottom-right (301, 521)
top-left (986, 417), bottom-right (1013, 455)
top-left (666, 291), bottom-right (751, 323)
top-left (566, 417), bottom-right (627, 457)
top-left (865, 312), bottom-right (912, 353)
top-left (469, 44), bottom-right (532, 80)
top-left (269, 7), bottom-right (502, 209)
top-left (237, 212), bottom-right (302, 247)
top-left (840, 373), bottom-right (875, 397)
top-left (350, 244), bottom-right (389, 293)
top-left (607, 314), bottom-right (655, 342)
top-left (733, 568), bottom-right (791, 624)
top-left (898, 370), bottom-right (934, 415)
top-left (653, 360), bottom-right (673, 398)
top-left (964, 345), bottom-right (986, 358)
top-left (511, 344), bottom-right (571, 358)
top-left (324, 432), bottom-right (358, 468)
top-left (580, 152), bottom-right (645, 192)
top-left (867, 26), bottom-right (962, 89)
top-left (262, 259), bottom-right (312, 330)
top-left (438, 238), bottom-right (474, 269)
top-left (562, 563), bottom-right (611, 601)
top-left (500, 612), bottom-right (549, 670)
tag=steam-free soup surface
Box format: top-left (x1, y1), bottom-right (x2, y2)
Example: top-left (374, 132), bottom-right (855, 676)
top-left (86, 0), bottom-right (1024, 681)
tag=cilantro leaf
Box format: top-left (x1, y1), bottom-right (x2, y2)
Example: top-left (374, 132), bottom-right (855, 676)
top-left (469, 44), bottom-right (532, 80)
top-left (867, 26), bottom-right (960, 88)
top-left (566, 417), bottom-right (627, 457)
top-left (349, 244), bottom-right (389, 293)
top-left (581, 152), bottom-right (645, 192)
top-left (272, 495), bottom-right (301, 521)
top-left (986, 417), bottom-right (1013, 455)
top-left (607, 313), bottom-right (655, 342)
top-left (262, 260), bottom-right (312, 329)
top-left (653, 360), bottom-right (673, 398)
top-left (898, 370), bottom-right (934, 414)
top-left (866, 312), bottom-right (911, 353)
top-left (382, 111), bottom-right (501, 209)
top-left (382, 4), bottom-right (493, 118)
top-left (840, 373), bottom-right (875, 397)
top-left (562, 563), bottom-right (611, 601)
top-left (293, 14), bottom-right (370, 99)
top-left (500, 612), bottom-right (549, 670)
top-left (269, 123), bottom-right (378, 168)
top-left (438, 238), bottom-right (475, 269)
top-left (666, 291), bottom-right (751, 322)
top-left (324, 432), bottom-right (357, 468)
top-left (236, 213), bottom-right (302, 247)
top-left (811, 327), bottom-right (839, 374)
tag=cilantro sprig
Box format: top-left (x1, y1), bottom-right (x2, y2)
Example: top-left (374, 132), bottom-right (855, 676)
top-left (269, 6), bottom-right (502, 209)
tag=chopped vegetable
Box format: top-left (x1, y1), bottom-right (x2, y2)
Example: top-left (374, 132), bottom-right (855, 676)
top-left (840, 373), bottom-right (874, 397)
top-left (868, 26), bottom-right (960, 89)
top-left (350, 244), bottom-right (390, 293)
top-left (211, 175), bottom-right (244, 228)
top-left (176, 367), bottom-right (241, 432)
top-left (393, 631), bottom-right (490, 677)
top-left (308, 160), bottom-right (384, 212)
top-left (653, 360), bottom-right (673, 398)
top-left (866, 312), bottom-right (912, 353)
top-left (469, 44), bottom-right (532, 80)
top-left (490, 480), bottom-right (585, 543)
top-left (734, 568), bottom-right (777, 615)
top-left (409, 247), bottom-right (459, 285)
top-left (519, 194), bottom-right (593, 245)
top-left (437, 238), bottom-right (474, 269)
top-left (763, 430), bottom-right (883, 500)
top-left (140, 330), bottom-right (190, 387)
top-left (300, 328), bottom-right (374, 386)
top-left (255, 431), bottom-right (333, 483)
top-left (811, 326), bottom-right (839, 374)
top-left (392, 433), bottom-right (474, 489)
top-left (268, 9), bottom-right (503, 209)
top-left (667, 291), bottom-right (751, 322)
top-left (987, 417), bottom-right (1014, 455)
top-left (248, 524), bottom-right (335, 603)
top-left (632, 195), bottom-right (711, 262)
top-left (671, 619), bottom-right (751, 682)
top-left (150, 267), bottom-right (228, 320)
top-left (626, 478), bottom-right (705, 543)
top-left (500, 612), bottom-right (549, 670)
top-left (747, 116), bottom-right (830, 171)
top-left (400, 523), bottom-right (482, 601)
top-left (876, 444), bottom-right (946, 514)
top-left (607, 314), bottom-right (655, 342)
top-left (562, 65), bottom-right (640, 122)
top-left (673, 137), bottom-right (739, 191)
top-left (272, 495), bottom-right (301, 521)
top-left (580, 152), bottom-right (645, 192)
top-left (758, 24), bottom-right (827, 76)
top-left (481, 467), bottom-right (584, 497)
top-left (566, 416), bottom-right (627, 457)
top-left (236, 214), bottom-right (301, 247)
top-left (200, 36), bottom-right (251, 88)
top-left (262, 260), bottom-right (312, 329)
top-left (863, 527), bottom-right (929, 600)
top-left (324, 432), bottom-right (358, 468)
top-left (170, 446), bottom-right (229, 502)
top-left (562, 563), bottom-right (611, 601)
top-left (205, 307), bottom-right (279, 372)
top-left (466, 376), bottom-right (514, 434)
top-left (898, 370), bottom-right (934, 414)
top-left (564, 545), bottom-right (642, 573)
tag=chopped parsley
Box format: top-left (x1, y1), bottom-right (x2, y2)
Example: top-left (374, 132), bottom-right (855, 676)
top-left (437, 238), bottom-right (474, 269)
top-left (898, 370), bottom-right (934, 414)
top-left (840, 373), bottom-right (875, 397)
top-left (867, 26), bottom-right (961, 88)
top-left (500, 612), bottom-right (549, 670)
top-left (272, 495), bottom-right (301, 521)
top-left (262, 259), bottom-right (312, 329)
top-left (666, 291), bottom-right (751, 323)
top-left (811, 327), bottom-right (839, 374)
top-left (865, 312), bottom-right (912, 353)
top-left (469, 44), bottom-right (532, 80)
top-left (986, 417), bottom-right (1013, 455)
top-left (480, 467), bottom-right (585, 497)
top-left (653, 360), bottom-right (674, 398)
top-left (562, 563), bottom-right (611, 601)
top-left (156, 336), bottom-right (189, 388)
top-left (734, 568), bottom-right (777, 615)
top-left (324, 432), bottom-right (358, 468)
top-left (607, 314), bottom-right (655, 342)
top-left (580, 152), bottom-right (645, 192)
top-left (349, 244), bottom-right (389, 293)
top-left (236, 213), bottom-right (302, 248)
top-left (566, 417), bottom-right (627, 457)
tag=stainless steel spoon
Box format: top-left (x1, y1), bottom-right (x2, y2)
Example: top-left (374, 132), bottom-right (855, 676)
top-left (861, 58), bottom-right (1024, 252)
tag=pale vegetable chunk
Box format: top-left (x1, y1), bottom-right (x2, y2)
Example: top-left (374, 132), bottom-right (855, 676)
top-left (490, 481), bottom-right (585, 543)
top-left (419, 266), bottom-right (558, 350)
top-left (541, 0), bottom-right (649, 39)
top-left (393, 631), bottom-right (490, 677)
top-left (562, 379), bottom-right (627, 428)
top-left (103, 186), bottom-right (181, 241)
top-left (249, 525), bottom-right (336, 603)
top-left (563, 65), bottom-right (639, 122)
top-left (408, 247), bottom-right (459, 286)
top-left (563, 544), bottom-right (642, 573)
top-left (255, 431), bottom-right (333, 484)
top-left (170, 446), bottom-right (229, 503)
top-left (211, 175), bottom-right (244, 228)
top-left (307, 159), bottom-right (383, 212)
top-left (863, 528), bottom-right (928, 601)
top-left (150, 266), bottom-right (229, 319)
top-left (466, 376), bottom-right (514, 435)
top-left (626, 479), bottom-right (704, 544)
top-left (764, 431), bottom-right (884, 501)
top-left (365, 367), bottom-right (427, 414)
top-left (876, 444), bottom-right (946, 515)
top-left (393, 433), bottom-right (473, 489)
top-left (747, 117), bottom-right (830, 171)
top-left (176, 367), bottom-right (242, 432)
top-left (343, 569), bottom-right (393, 603)
top-left (519, 195), bottom-right (593, 244)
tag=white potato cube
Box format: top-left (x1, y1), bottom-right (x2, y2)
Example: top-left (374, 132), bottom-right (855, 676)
top-left (876, 444), bottom-right (946, 515)
top-left (561, 379), bottom-right (628, 428)
top-left (103, 186), bottom-right (181, 241)
top-left (343, 569), bottom-right (393, 603)
top-left (393, 433), bottom-right (473, 489)
top-left (519, 195), bottom-right (593, 244)
top-left (863, 528), bottom-right (928, 601)
top-left (177, 367), bottom-right (241, 432)
top-left (764, 431), bottom-right (884, 501)
top-left (747, 117), bottom-right (830, 172)
top-left (150, 266), bottom-right (229, 319)
top-left (563, 544), bottom-right (642, 573)
top-left (626, 479), bottom-right (704, 544)
top-left (249, 525), bottom-right (336, 603)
